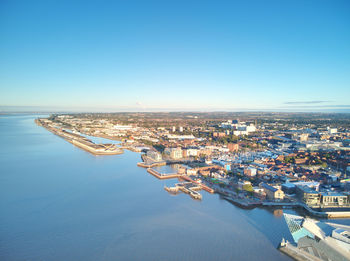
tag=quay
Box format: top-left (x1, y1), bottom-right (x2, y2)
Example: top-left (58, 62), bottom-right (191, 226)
top-left (146, 168), bottom-right (215, 193)
top-left (180, 175), bottom-right (215, 193)
top-left (146, 167), bottom-right (214, 198)
top-left (137, 161), bottom-right (167, 168)
top-left (220, 195), bottom-right (261, 209)
top-left (262, 202), bottom-right (350, 218)
top-left (278, 239), bottom-right (321, 261)
top-left (164, 182), bottom-right (202, 200)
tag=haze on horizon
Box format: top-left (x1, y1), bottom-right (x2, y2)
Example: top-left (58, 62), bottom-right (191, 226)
top-left (1, 0), bottom-right (349, 112)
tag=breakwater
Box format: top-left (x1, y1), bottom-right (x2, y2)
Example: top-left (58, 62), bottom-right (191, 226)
top-left (36, 119), bottom-right (124, 155)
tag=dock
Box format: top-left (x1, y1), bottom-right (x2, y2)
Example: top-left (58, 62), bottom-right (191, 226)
top-left (146, 168), bottom-right (215, 194)
top-left (164, 182), bottom-right (202, 200)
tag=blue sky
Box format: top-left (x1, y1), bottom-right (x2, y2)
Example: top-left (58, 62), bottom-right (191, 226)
top-left (1, 0), bottom-right (349, 112)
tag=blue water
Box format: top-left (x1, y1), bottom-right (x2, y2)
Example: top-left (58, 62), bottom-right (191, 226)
top-left (0, 114), bottom-right (320, 260)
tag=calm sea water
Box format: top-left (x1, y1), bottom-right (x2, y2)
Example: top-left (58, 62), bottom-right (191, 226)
top-left (1, 114), bottom-right (342, 261)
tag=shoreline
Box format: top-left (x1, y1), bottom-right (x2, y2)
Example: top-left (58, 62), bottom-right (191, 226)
top-left (36, 118), bottom-right (350, 219)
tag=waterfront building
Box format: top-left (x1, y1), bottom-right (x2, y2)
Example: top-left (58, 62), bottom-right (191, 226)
top-left (253, 187), bottom-right (266, 199)
top-left (296, 185), bottom-right (321, 207)
top-left (164, 147), bottom-right (183, 160)
top-left (281, 183), bottom-right (296, 194)
top-left (260, 183), bottom-right (285, 200)
top-left (146, 150), bottom-right (162, 162)
top-left (320, 192), bottom-right (349, 207)
top-left (296, 185), bottom-right (350, 208)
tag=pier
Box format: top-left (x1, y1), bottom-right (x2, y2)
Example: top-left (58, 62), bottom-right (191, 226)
top-left (36, 119), bottom-right (123, 155)
top-left (146, 168), bottom-right (215, 194)
top-left (164, 182), bottom-right (202, 200)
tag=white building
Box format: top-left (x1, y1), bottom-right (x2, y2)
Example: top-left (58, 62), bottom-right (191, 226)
top-left (164, 147), bottom-right (182, 159)
top-left (113, 125), bottom-right (133, 130)
top-left (146, 150), bottom-right (162, 161)
top-left (328, 127), bottom-right (337, 134)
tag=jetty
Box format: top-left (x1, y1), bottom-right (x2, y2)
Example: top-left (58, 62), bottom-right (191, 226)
top-left (164, 182), bottom-right (202, 200)
top-left (36, 119), bottom-right (124, 155)
top-left (146, 168), bottom-right (215, 194)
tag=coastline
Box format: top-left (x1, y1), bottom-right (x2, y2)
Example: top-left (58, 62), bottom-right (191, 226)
top-left (36, 118), bottom-right (350, 219)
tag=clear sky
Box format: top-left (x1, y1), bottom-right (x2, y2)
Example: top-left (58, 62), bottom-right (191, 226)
top-left (1, 0), bottom-right (349, 112)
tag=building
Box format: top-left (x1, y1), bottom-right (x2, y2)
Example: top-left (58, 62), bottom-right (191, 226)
top-left (260, 183), bottom-right (285, 200)
top-left (283, 213), bottom-right (350, 261)
top-left (186, 168), bottom-right (198, 175)
top-left (183, 148), bottom-right (199, 157)
top-left (281, 183), bottom-right (296, 194)
top-left (113, 125), bottom-right (133, 130)
top-left (233, 124), bottom-right (256, 136)
top-left (298, 133), bottom-right (309, 142)
top-left (320, 192), bottom-right (349, 207)
top-left (296, 185), bottom-right (349, 208)
top-left (146, 150), bottom-right (162, 162)
top-left (224, 163), bottom-right (231, 171)
top-left (213, 132), bottom-right (226, 138)
top-left (244, 167), bottom-right (257, 177)
top-left (328, 127), bottom-right (338, 134)
top-left (164, 147), bottom-right (183, 160)
top-left (296, 185), bottom-right (321, 207)
top-left (228, 143), bottom-right (239, 152)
